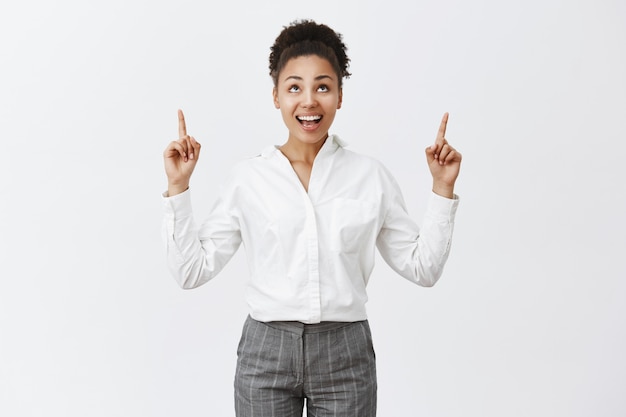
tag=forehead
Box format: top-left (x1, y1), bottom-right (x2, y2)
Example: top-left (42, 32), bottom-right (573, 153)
top-left (279, 55), bottom-right (337, 82)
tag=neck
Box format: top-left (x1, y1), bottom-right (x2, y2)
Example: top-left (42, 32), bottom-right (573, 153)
top-left (279, 135), bottom-right (328, 164)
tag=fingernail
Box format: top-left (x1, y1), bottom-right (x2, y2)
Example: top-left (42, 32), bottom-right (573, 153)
top-left (190, 153), bottom-right (194, 160)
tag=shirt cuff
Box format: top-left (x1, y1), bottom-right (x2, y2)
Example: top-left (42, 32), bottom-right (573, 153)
top-left (162, 188), bottom-right (193, 218)
top-left (426, 191), bottom-right (459, 220)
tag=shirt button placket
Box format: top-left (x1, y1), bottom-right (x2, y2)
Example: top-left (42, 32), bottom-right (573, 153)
top-left (305, 157), bottom-right (323, 324)
top-left (303, 194), bottom-right (320, 323)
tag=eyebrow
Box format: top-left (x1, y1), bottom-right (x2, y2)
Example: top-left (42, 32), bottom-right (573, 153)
top-left (283, 74), bottom-right (334, 82)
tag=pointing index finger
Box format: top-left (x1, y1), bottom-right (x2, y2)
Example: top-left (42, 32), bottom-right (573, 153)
top-left (178, 109), bottom-right (187, 139)
top-left (437, 112), bottom-right (449, 140)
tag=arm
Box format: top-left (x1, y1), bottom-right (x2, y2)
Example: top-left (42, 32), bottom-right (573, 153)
top-left (377, 113), bottom-right (461, 286)
top-left (162, 110), bottom-right (241, 288)
top-left (376, 180), bottom-right (458, 287)
top-left (162, 189), bottom-right (242, 289)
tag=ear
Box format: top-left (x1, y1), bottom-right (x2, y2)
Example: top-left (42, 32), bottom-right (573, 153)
top-left (273, 87), bottom-right (280, 109)
top-left (337, 88), bottom-right (343, 109)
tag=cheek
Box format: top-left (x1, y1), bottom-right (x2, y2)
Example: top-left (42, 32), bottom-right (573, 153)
top-left (279, 106), bottom-right (294, 122)
top-left (280, 98), bottom-right (301, 115)
top-left (325, 97), bottom-right (341, 112)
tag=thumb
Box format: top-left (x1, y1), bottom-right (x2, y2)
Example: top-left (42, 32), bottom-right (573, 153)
top-left (425, 145), bottom-right (437, 164)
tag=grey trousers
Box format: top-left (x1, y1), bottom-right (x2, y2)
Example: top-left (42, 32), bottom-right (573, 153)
top-left (234, 315), bottom-right (377, 417)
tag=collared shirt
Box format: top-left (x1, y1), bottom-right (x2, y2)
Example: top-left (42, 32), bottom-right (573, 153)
top-left (162, 135), bottom-right (459, 324)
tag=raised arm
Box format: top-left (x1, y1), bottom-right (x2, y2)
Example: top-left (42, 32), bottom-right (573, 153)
top-left (162, 110), bottom-right (242, 289)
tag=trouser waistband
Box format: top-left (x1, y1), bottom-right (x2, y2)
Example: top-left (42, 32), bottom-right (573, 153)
top-left (250, 315), bottom-right (362, 335)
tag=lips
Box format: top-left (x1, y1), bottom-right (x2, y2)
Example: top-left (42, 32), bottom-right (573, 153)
top-left (296, 115), bottom-right (322, 127)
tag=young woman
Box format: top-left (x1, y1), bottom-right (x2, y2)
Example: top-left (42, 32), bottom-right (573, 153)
top-left (162, 19), bottom-right (461, 417)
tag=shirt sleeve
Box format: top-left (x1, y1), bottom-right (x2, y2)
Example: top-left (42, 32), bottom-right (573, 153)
top-left (376, 176), bottom-right (459, 287)
top-left (162, 187), bottom-right (242, 289)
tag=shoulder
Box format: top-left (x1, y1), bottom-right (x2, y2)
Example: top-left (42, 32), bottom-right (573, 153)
top-left (220, 145), bottom-right (285, 190)
top-left (337, 144), bottom-right (396, 182)
top-left (332, 145), bottom-right (406, 208)
top-left (229, 144), bottom-right (277, 172)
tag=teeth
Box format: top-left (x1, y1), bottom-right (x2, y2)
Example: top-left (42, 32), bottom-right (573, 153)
top-left (297, 115), bottom-right (322, 121)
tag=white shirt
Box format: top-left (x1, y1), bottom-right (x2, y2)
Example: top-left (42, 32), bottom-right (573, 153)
top-left (162, 135), bottom-right (459, 324)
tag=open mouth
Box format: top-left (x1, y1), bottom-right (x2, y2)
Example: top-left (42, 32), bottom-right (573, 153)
top-left (296, 115), bottom-right (322, 127)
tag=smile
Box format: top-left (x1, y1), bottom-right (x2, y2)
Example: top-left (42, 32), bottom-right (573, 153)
top-left (296, 115), bottom-right (322, 125)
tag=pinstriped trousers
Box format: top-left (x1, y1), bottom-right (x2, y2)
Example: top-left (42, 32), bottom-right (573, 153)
top-left (234, 315), bottom-right (377, 417)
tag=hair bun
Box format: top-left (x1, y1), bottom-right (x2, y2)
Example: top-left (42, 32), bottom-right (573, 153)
top-left (269, 19), bottom-right (351, 86)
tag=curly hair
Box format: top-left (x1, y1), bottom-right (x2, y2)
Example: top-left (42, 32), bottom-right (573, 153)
top-left (269, 19), bottom-right (351, 87)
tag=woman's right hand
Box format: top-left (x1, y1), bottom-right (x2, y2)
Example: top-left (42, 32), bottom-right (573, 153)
top-left (163, 109), bottom-right (201, 196)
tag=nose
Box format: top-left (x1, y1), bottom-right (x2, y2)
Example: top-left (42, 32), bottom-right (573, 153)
top-left (301, 90), bottom-right (318, 108)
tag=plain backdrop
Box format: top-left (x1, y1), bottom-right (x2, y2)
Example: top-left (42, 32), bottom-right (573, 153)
top-left (1, 0), bottom-right (625, 416)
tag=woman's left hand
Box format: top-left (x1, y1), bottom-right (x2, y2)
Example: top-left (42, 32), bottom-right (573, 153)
top-left (425, 112), bottom-right (462, 199)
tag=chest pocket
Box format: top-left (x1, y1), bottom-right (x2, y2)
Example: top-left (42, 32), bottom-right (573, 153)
top-left (328, 198), bottom-right (379, 254)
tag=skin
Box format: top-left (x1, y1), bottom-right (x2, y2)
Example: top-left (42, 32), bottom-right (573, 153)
top-left (163, 109), bottom-right (201, 196)
top-left (163, 55), bottom-right (461, 198)
top-left (426, 112), bottom-right (462, 199)
top-left (272, 55), bottom-right (343, 191)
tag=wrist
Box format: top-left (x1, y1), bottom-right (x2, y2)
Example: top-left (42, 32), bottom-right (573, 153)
top-left (167, 183), bottom-right (189, 197)
top-left (432, 182), bottom-right (454, 199)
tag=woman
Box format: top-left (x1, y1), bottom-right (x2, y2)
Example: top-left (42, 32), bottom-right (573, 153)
top-left (162, 19), bottom-right (461, 417)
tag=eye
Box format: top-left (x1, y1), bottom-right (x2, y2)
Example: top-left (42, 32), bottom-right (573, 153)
top-left (288, 85), bottom-right (300, 93)
top-left (318, 85), bottom-right (329, 92)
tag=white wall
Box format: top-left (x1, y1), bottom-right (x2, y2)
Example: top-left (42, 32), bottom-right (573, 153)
top-left (1, 0), bottom-right (625, 415)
